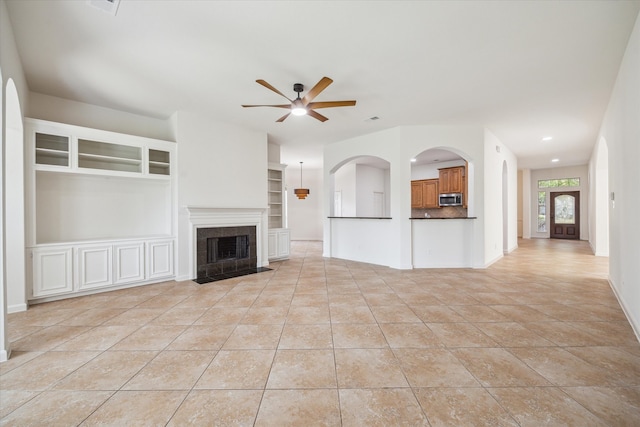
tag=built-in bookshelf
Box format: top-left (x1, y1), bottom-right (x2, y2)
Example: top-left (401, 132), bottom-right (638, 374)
top-left (26, 118), bottom-right (177, 302)
top-left (268, 168), bottom-right (284, 229)
top-left (35, 133), bottom-right (69, 167)
top-left (78, 139), bottom-right (142, 173)
top-left (267, 163), bottom-right (290, 260)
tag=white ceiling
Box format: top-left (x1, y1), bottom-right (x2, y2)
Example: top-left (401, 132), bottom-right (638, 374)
top-left (6, 0), bottom-right (639, 170)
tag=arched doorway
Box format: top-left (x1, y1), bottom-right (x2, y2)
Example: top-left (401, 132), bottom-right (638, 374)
top-left (0, 70), bottom-right (8, 362)
top-left (330, 155), bottom-right (390, 218)
top-left (5, 79), bottom-right (26, 316)
top-left (502, 160), bottom-right (508, 253)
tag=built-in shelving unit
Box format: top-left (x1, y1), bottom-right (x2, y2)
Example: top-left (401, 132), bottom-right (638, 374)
top-left (268, 168), bottom-right (284, 229)
top-left (267, 163), bottom-right (290, 260)
top-left (25, 118), bottom-right (177, 303)
top-left (78, 139), bottom-right (142, 173)
top-left (35, 133), bottom-right (69, 167)
top-left (149, 149), bottom-right (170, 175)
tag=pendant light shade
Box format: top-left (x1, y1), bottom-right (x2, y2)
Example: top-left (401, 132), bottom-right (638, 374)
top-left (294, 161), bottom-right (309, 200)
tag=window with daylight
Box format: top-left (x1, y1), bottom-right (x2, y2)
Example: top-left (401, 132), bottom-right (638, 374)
top-left (538, 178), bottom-right (580, 188)
top-left (537, 191), bottom-right (546, 232)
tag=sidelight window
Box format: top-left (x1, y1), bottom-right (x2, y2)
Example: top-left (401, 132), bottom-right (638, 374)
top-left (537, 191), bottom-right (546, 232)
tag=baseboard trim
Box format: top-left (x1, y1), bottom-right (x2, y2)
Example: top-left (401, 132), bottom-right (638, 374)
top-left (8, 303), bottom-right (27, 314)
top-left (608, 278), bottom-right (640, 344)
top-left (0, 348), bottom-right (11, 363)
top-left (481, 252), bottom-right (504, 269)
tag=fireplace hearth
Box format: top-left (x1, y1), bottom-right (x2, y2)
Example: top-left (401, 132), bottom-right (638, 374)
top-left (195, 226), bottom-right (269, 284)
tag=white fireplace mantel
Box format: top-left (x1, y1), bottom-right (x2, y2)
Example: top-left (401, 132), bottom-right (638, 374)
top-left (185, 206), bottom-right (268, 278)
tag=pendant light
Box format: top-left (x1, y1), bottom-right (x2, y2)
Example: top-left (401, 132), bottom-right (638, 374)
top-left (294, 161), bottom-right (310, 199)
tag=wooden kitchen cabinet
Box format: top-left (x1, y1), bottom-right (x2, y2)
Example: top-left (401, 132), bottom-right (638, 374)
top-left (439, 166), bottom-right (464, 194)
top-left (411, 179), bottom-right (439, 208)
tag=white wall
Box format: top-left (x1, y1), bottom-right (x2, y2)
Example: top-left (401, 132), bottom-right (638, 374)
top-left (521, 169), bottom-right (532, 239)
top-left (0, 0), bottom-right (28, 107)
top-left (267, 142), bottom-right (281, 164)
top-left (411, 159), bottom-right (465, 180)
top-left (286, 165), bottom-right (323, 240)
top-left (27, 93), bottom-right (174, 142)
top-left (355, 164), bottom-right (388, 217)
top-left (529, 165), bottom-right (589, 240)
top-left (596, 12), bottom-right (640, 338)
top-left (484, 129), bottom-right (518, 263)
top-left (36, 174), bottom-right (171, 243)
top-left (175, 111), bottom-right (268, 279)
top-left (1, 0), bottom-right (30, 358)
top-left (333, 163), bottom-right (356, 217)
top-left (5, 81), bottom-right (24, 312)
top-left (588, 137), bottom-right (609, 256)
top-left (517, 170), bottom-right (523, 237)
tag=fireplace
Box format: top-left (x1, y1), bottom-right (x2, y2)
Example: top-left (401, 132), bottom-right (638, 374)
top-left (196, 226), bottom-right (257, 282)
top-left (186, 207), bottom-right (269, 284)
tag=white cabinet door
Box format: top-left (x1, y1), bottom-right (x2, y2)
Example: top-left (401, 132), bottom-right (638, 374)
top-left (277, 229), bottom-right (290, 258)
top-left (77, 245), bottom-right (113, 290)
top-left (114, 242), bottom-right (145, 285)
top-left (268, 228), bottom-right (290, 261)
top-left (268, 231), bottom-right (278, 259)
top-left (32, 247), bottom-right (73, 297)
top-left (147, 239), bottom-right (174, 280)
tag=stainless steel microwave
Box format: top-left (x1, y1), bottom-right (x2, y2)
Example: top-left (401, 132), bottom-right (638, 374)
top-left (439, 193), bottom-right (463, 206)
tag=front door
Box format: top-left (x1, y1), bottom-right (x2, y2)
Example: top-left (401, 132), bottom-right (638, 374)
top-left (550, 191), bottom-right (580, 239)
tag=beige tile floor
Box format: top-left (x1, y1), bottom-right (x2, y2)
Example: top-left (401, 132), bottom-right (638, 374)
top-left (1, 238), bottom-right (639, 426)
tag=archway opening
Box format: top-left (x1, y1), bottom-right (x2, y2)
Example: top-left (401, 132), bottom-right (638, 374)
top-left (330, 156), bottom-right (390, 218)
top-left (410, 147), bottom-right (472, 218)
top-left (502, 160), bottom-right (509, 253)
top-left (5, 79), bottom-right (26, 314)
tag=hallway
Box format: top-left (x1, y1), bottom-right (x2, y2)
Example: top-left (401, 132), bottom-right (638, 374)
top-left (1, 239), bottom-right (639, 425)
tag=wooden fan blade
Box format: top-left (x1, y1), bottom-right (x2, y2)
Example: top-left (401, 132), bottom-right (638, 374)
top-left (242, 104), bottom-right (291, 109)
top-left (256, 80), bottom-right (292, 102)
top-left (276, 112), bottom-right (291, 122)
top-left (302, 77), bottom-right (333, 106)
top-left (307, 100), bottom-right (356, 109)
top-left (307, 109), bottom-right (329, 122)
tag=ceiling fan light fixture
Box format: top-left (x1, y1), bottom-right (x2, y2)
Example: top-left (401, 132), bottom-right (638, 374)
top-left (242, 77), bottom-right (355, 122)
top-left (291, 98), bottom-right (307, 116)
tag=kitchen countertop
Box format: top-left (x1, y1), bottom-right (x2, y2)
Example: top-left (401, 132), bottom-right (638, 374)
top-left (328, 216), bottom-right (392, 219)
top-left (410, 217), bottom-right (477, 220)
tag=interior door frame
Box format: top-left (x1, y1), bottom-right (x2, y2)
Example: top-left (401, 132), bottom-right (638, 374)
top-left (550, 191), bottom-right (580, 239)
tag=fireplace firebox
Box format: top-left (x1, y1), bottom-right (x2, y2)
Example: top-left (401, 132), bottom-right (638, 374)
top-left (196, 226), bottom-right (259, 282)
top-left (207, 235), bottom-right (249, 263)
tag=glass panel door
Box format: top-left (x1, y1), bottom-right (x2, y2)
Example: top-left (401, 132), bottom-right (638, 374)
top-left (554, 194), bottom-right (575, 224)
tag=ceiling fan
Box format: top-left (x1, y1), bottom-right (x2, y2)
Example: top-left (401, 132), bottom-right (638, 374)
top-left (242, 76), bottom-right (356, 122)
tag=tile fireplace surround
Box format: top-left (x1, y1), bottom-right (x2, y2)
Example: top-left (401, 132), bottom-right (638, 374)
top-left (186, 207), bottom-right (268, 282)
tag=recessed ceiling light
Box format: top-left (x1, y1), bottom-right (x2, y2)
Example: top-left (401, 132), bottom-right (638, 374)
top-left (542, 136), bottom-right (553, 141)
top-left (551, 158), bottom-right (559, 163)
top-left (410, 158), bottom-right (417, 162)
